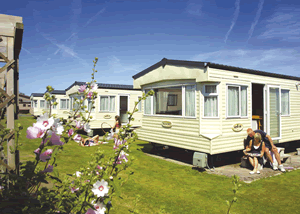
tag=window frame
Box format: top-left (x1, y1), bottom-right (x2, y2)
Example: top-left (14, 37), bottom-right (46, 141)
top-left (87, 98), bottom-right (95, 112)
top-left (70, 95), bottom-right (85, 112)
top-left (99, 95), bottom-right (116, 112)
top-left (137, 96), bottom-right (142, 112)
top-left (59, 99), bottom-right (70, 110)
top-left (143, 83), bottom-right (196, 118)
top-left (226, 84), bottom-right (248, 119)
top-left (203, 83), bottom-right (219, 119)
top-left (281, 89), bottom-right (290, 117)
top-left (40, 100), bottom-right (45, 108)
top-left (32, 100), bottom-right (38, 108)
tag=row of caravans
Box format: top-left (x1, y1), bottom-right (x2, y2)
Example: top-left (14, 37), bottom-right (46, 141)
top-left (132, 58), bottom-right (300, 156)
top-left (31, 58), bottom-right (300, 157)
top-left (30, 81), bottom-right (143, 129)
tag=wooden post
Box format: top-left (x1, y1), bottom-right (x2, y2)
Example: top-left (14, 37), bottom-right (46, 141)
top-left (15, 58), bottom-right (19, 119)
top-left (6, 36), bottom-right (15, 169)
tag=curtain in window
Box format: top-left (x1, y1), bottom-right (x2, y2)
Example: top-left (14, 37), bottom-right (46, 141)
top-left (100, 96), bottom-right (108, 111)
top-left (185, 85), bottom-right (195, 117)
top-left (204, 97), bottom-right (217, 117)
top-left (228, 86), bottom-right (239, 116)
top-left (60, 99), bottom-right (67, 109)
top-left (241, 86), bottom-right (247, 116)
top-left (88, 99), bottom-right (94, 112)
top-left (281, 90), bottom-right (289, 115)
top-left (46, 101), bottom-right (50, 109)
top-left (158, 91), bottom-right (168, 112)
top-left (73, 96), bottom-right (82, 111)
top-left (70, 98), bottom-right (73, 110)
top-left (53, 98), bottom-right (57, 109)
top-left (109, 96), bottom-right (115, 111)
top-left (144, 90), bottom-right (151, 114)
top-left (40, 100), bottom-right (45, 108)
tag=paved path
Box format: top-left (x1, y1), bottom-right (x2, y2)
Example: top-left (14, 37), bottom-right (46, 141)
top-left (144, 151), bottom-right (300, 183)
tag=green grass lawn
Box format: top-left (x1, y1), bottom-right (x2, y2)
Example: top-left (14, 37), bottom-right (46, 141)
top-left (1, 116), bottom-right (300, 213)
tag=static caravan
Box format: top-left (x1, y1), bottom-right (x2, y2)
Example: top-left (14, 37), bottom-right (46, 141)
top-left (132, 58), bottom-right (300, 156)
top-left (65, 81), bottom-right (143, 129)
top-left (30, 90), bottom-right (69, 119)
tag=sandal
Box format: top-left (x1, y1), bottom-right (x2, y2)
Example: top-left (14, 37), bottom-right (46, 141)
top-left (249, 171), bottom-right (255, 175)
top-left (256, 171), bottom-right (260, 174)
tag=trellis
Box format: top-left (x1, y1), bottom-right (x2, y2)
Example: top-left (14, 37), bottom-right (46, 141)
top-left (0, 14), bottom-right (23, 175)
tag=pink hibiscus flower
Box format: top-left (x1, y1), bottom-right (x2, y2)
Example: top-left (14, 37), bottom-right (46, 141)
top-left (26, 126), bottom-right (45, 139)
top-left (68, 129), bottom-right (74, 137)
top-left (41, 164), bottom-right (54, 173)
top-left (49, 133), bottom-right (64, 146)
top-left (78, 85), bottom-right (87, 93)
top-left (87, 91), bottom-right (93, 99)
top-left (39, 149), bottom-right (53, 162)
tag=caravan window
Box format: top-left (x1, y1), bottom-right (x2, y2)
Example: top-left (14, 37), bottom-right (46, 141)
top-left (203, 84), bottom-right (218, 118)
top-left (99, 96), bottom-right (115, 112)
top-left (52, 98), bottom-right (57, 109)
top-left (137, 96), bottom-right (142, 112)
top-left (281, 90), bottom-right (290, 116)
top-left (144, 90), bottom-right (151, 114)
top-left (40, 100), bottom-right (45, 108)
top-left (185, 85), bottom-right (195, 117)
top-left (154, 86), bottom-right (182, 116)
top-left (227, 85), bottom-right (247, 118)
top-left (70, 96), bottom-right (84, 111)
top-left (88, 98), bottom-right (95, 112)
top-left (45, 100), bottom-right (51, 109)
top-left (60, 99), bottom-right (69, 110)
top-left (144, 85), bottom-right (195, 117)
top-left (32, 100), bottom-right (37, 108)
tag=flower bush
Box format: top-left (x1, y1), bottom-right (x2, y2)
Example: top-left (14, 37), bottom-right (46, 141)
top-left (0, 57), bottom-right (154, 213)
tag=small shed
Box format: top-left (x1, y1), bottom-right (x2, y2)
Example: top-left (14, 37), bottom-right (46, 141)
top-left (132, 58), bottom-right (300, 155)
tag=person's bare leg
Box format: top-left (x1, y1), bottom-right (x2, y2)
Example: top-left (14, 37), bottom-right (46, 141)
top-left (248, 157), bottom-right (254, 168)
top-left (253, 157), bottom-right (258, 172)
top-left (272, 147), bottom-right (282, 165)
top-left (264, 147), bottom-right (273, 163)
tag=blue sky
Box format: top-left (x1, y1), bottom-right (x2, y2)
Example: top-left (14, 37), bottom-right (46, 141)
top-left (2, 0), bottom-right (300, 96)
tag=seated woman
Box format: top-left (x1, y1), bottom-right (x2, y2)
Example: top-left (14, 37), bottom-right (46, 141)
top-left (111, 115), bottom-right (121, 139)
top-left (80, 135), bottom-right (102, 147)
top-left (243, 133), bottom-right (265, 174)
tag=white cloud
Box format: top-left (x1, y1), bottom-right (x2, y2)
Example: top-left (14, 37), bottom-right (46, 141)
top-left (247, 0), bottom-right (264, 42)
top-left (191, 48), bottom-right (300, 76)
top-left (36, 27), bottom-right (89, 67)
top-left (259, 8), bottom-right (300, 41)
top-left (224, 0), bottom-right (240, 43)
top-left (53, 7), bottom-right (105, 56)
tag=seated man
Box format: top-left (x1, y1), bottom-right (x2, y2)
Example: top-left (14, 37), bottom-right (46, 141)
top-left (245, 128), bottom-right (286, 172)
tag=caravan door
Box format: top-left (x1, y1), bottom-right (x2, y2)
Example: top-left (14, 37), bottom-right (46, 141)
top-left (118, 94), bottom-right (130, 125)
top-left (266, 85), bottom-right (281, 140)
